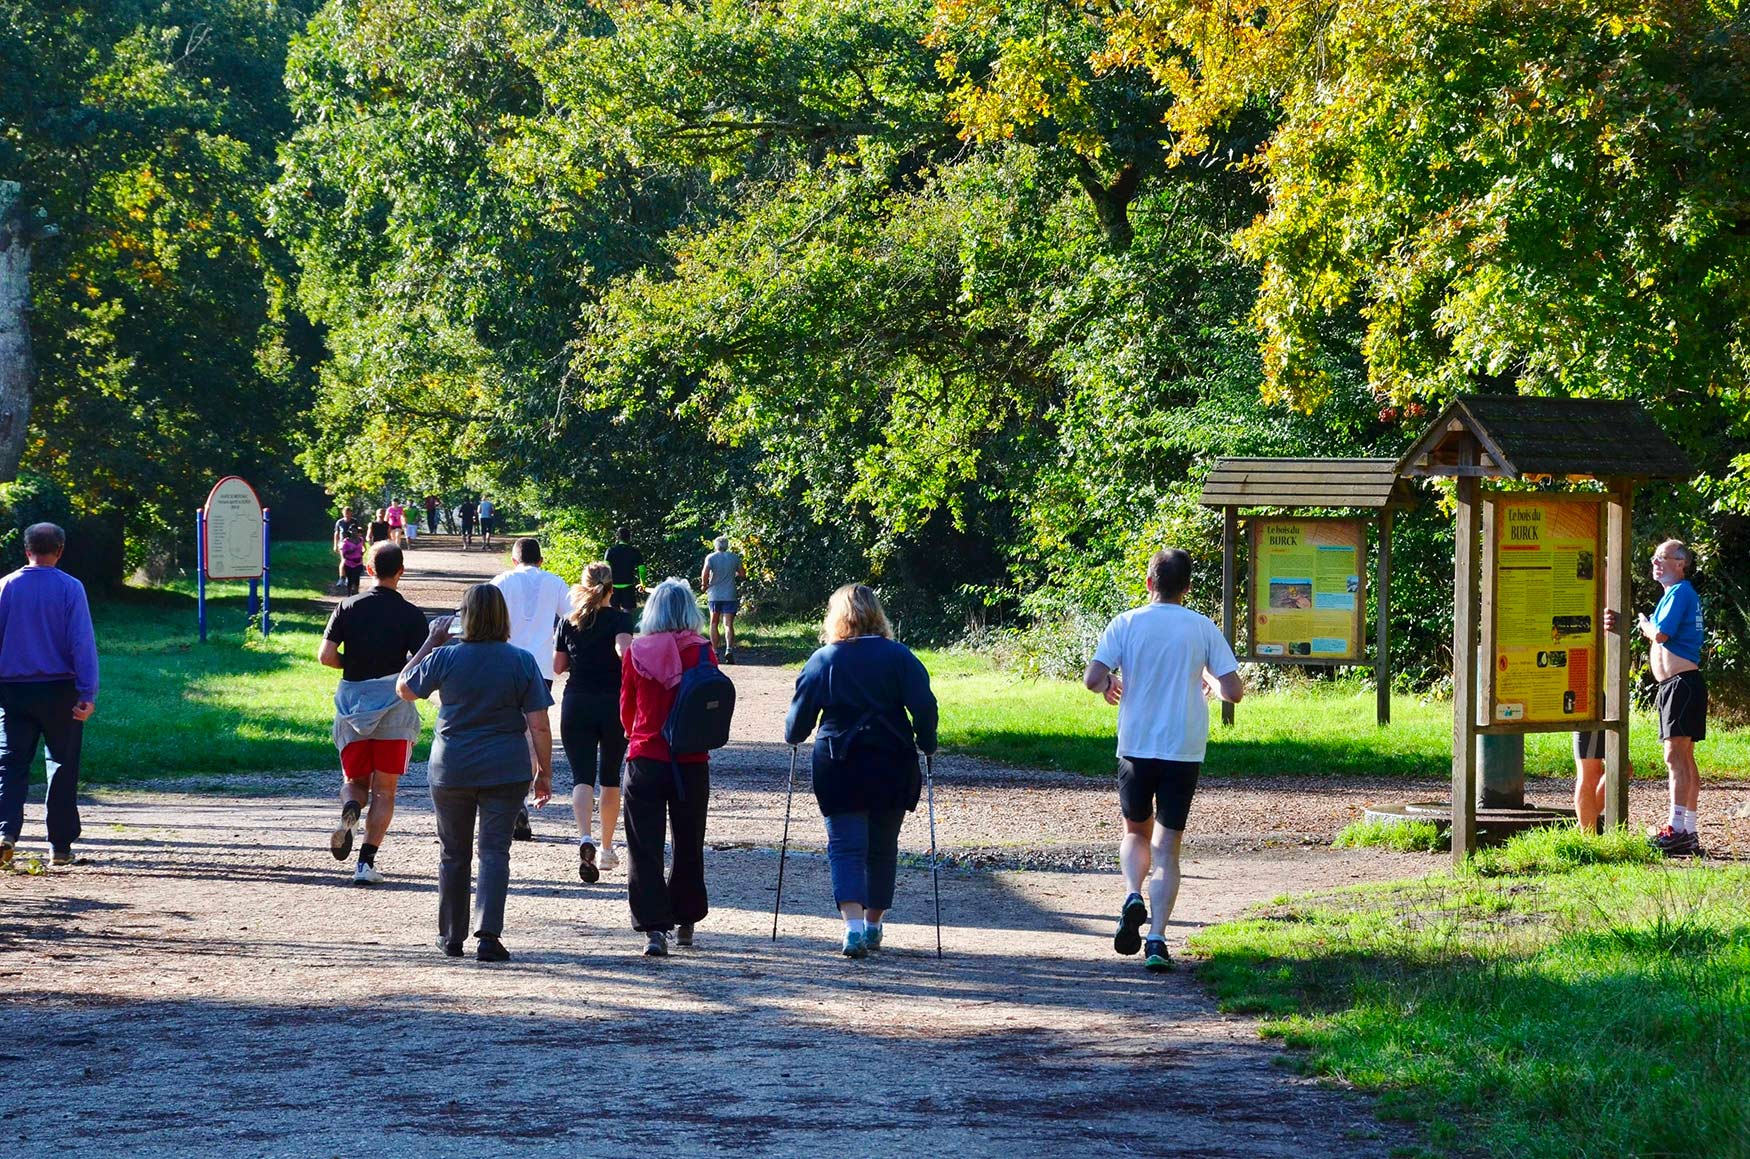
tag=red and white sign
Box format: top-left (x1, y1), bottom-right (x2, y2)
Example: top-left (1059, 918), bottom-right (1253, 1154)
top-left (203, 476), bottom-right (264, 579)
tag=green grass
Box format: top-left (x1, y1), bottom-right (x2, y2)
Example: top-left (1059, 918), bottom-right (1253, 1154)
top-left (63, 541), bottom-right (433, 784)
top-left (1334, 818), bottom-right (1447, 852)
top-left (916, 649), bottom-right (1750, 779)
top-left (1191, 836), bottom-right (1750, 1158)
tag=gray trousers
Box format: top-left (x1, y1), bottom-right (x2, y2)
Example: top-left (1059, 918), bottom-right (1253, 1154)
top-left (430, 780), bottom-right (529, 942)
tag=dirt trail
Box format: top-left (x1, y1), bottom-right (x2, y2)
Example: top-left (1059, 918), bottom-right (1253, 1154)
top-left (2, 541), bottom-right (1434, 1156)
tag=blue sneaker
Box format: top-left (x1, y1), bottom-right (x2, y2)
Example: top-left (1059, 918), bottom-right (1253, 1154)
top-left (1114, 893), bottom-right (1148, 956)
top-left (864, 923), bottom-right (883, 951)
top-left (1144, 937), bottom-right (1173, 973)
top-left (842, 929), bottom-right (868, 959)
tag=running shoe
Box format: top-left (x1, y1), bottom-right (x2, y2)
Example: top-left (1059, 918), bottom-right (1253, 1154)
top-left (676, 922), bottom-right (695, 948)
top-left (1114, 893), bottom-right (1148, 956)
top-left (513, 809), bottom-right (534, 842)
top-left (643, 932), bottom-right (670, 957)
top-left (842, 929), bottom-right (868, 959)
top-left (724, 649), bottom-right (735, 665)
top-left (1650, 826), bottom-right (1702, 857)
top-left (864, 923), bottom-right (883, 952)
top-left (597, 844), bottom-right (620, 871)
top-left (330, 801), bottom-right (360, 861)
top-left (578, 841), bottom-right (600, 883)
top-left (50, 846), bottom-right (75, 867)
top-left (353, 861), bottom-right (385, 886)
top-left (0, 840), bottom-right (12, 870)
top-left (476, 935), bottom-right (511, 963)
top-left (437, 938), bottom-right (463, 958)
top-left (1144, 938), bottom-right (1174, 973)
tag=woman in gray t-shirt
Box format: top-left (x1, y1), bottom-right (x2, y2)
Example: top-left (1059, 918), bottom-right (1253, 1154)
top-left (399, 583), bottom-right (554, 961)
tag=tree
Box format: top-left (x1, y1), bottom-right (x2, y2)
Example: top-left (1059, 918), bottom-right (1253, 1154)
top-left (1, 0), bottom-right (311, 561)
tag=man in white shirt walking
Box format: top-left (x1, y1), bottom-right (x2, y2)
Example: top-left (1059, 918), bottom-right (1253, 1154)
top-left (491, 537), bottom-right (571, 841)
top-left (1083, 549), bottom-right (1242, 973)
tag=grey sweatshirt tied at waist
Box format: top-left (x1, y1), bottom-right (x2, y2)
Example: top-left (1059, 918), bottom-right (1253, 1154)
top-left (332, 675), bottom-right (422, 752)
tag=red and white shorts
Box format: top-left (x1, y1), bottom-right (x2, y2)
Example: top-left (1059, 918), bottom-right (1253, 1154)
top-left (340, 739), bottom-right (412, 784)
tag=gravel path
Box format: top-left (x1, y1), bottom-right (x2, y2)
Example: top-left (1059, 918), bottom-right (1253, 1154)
top-left (4, 540), bottom-right (1742, 1155)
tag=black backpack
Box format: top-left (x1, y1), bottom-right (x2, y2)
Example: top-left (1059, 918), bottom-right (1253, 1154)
top-left (661, 648), bottom-right (736, 791)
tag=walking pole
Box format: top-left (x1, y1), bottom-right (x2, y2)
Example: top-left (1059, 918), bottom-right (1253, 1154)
top-left (771, 745), bottom-right (798, 941)
top-left (926, 752), bottom-right (942, 959)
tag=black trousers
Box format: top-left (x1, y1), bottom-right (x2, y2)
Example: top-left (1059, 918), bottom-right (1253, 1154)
top-left (0, 680), bottom-right (82, 849)
top-left (623, 757), bottom-right (709, 932)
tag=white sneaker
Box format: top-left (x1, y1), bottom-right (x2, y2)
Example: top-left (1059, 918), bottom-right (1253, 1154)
top-left (353, 861), bottom-right (385, 886)
top-left (596, 845), bottom-right (620, 871)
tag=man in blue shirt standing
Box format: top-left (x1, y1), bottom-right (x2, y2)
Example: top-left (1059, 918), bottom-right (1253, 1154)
top-left (1608, 539), bottom-right (1706, 855)
top-left (0, 523), bottom-right (99, 867)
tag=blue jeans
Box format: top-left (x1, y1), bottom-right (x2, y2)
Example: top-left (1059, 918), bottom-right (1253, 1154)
top-left (0, 680), bottom-right (83, 850)
top-left (823, 809), bottom-right (906, 911)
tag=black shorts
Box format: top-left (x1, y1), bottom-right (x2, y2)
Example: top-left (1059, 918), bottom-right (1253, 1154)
top-left (1656, 670), bottom-right (1707, 741)
top-left (1116, 757), bottom-right (1201, 829)
top-left (1574, 730), bottom-right (1605, 761)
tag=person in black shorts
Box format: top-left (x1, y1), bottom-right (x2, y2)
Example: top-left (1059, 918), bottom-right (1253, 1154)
top-left (1083, 549), bottom-right (1242, 973)
top-left (1572, 732), bottom-right (1635, 834)
top-left (458, 498), bottom-right (478, 550)
top-left (605, 526), bottom-right (645, 613)
top-left (552, 562), bottom-right (635, 882)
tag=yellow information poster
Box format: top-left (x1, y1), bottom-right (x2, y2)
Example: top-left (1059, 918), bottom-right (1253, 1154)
top-left (1250, 519), bottom-right (1365, 660)
top-left (1487, 496), bottom-right (1602, 724)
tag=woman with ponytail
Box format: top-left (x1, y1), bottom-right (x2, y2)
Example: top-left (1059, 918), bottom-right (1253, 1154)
top-left (552, 561), bottom-right (635, 882)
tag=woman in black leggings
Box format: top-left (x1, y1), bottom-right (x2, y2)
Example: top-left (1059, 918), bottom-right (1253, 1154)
top-left (553, 562), bottom-right (635, 883)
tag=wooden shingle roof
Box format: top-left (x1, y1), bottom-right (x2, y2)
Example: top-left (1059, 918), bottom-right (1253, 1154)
top-left (1396, 396), bottom-right (1693, 480)
top-left (1198, 458), bottom-right (1415, 509)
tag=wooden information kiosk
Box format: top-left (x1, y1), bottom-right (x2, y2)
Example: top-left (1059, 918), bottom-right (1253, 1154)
top-left (1396, 397), bottom-right (1692, 864)
top-left (1199, 459), bottom-right (1418, 727)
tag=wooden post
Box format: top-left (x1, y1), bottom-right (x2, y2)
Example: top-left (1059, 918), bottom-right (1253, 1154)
top-left (1376, 508), bottom-right (1392, 726)
top-left (1451, 449), bottom-right (1482, 866)
top-left (1604, 483), bottom-right (1635, 829)
top-left (1221, 505), bottom-right (1238, 727)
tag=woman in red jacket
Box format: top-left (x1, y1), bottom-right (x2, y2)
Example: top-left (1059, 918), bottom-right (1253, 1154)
top-left (620, 577), bottom-right (716, 956)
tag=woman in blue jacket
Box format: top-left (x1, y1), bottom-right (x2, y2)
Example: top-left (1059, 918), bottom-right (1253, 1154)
top-left (785, 583), bottom-right (938, 958)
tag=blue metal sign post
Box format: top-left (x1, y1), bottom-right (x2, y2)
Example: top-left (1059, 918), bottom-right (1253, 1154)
top-left (196, 508), bottom-right (208, 643)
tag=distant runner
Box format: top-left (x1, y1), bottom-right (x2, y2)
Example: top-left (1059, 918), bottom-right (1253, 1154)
top-left (331, 507), bottom-right (360, 554)
top-left (458, 498), bottom-right (478, 551)
top-left (477, 495), bottom-right (496, 550)
top-left (1083, 549), bottom-right (1242, 973)
top-left (700, 536), bottom-right (746, 664)
top-left (319, 543), bottom-right (430, 885)
top-left (385, 499), bottom-right (407, 549)
top-left (423, 494), bottom-right (441, 535)
top-left (605, 526), bottom-right (645, 614)
top-left (338, 527), bottom-right (365, 596)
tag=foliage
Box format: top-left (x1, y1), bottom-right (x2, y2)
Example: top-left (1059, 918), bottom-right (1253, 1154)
top-left (1469, 822), bottom-right (1661, 876)
top-left (1, 0), bottom-right (314, 564)
top-left (1332, 818), bottom-right (1445, 853)
top-left (1191, 861), bottom-right (1750, 1157)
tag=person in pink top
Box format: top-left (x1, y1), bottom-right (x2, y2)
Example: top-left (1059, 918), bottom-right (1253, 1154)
top-left (385, 501), bottom-right (407, 548)
top-left (618, 578), bottom-right (716, 957)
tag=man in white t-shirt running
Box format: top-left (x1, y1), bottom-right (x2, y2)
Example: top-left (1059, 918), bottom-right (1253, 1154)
top-left (1084, 548), bottom-right (1242, 973)
top-left (491, 537), bottom-right (571, 841)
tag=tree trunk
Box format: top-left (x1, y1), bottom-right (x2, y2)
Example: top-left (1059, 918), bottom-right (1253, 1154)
top-left (0, 181), bottom-right (35, 483)
top-left (1074, 160), bottom-right (1140, 252)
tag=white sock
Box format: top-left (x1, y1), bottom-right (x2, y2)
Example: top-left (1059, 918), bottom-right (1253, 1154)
top-left (1678, 807), bottom-right (1697, 833)
top-left (579, 836), bottom-right (595, 848)
top-left (846, 918), bottom-right (867, 935)
top-left (1669, 804), bottom-right (1682, 829)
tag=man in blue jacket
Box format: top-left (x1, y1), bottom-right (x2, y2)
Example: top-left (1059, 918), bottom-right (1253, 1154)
top-left (0, 523), bottom-right (99, 867)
